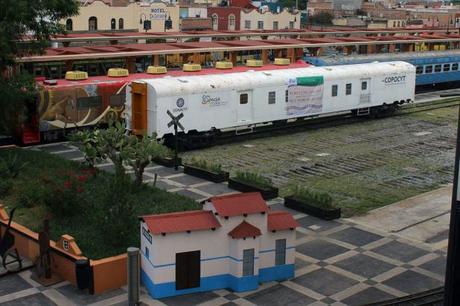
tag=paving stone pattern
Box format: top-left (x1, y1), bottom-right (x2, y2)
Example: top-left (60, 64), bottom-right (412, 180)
top-left (0, 143), bottom-right (446, 305)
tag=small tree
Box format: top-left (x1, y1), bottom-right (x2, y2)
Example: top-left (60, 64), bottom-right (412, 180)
top-left (121, 134), bottom-right (168, 186)
top-left (310, 11), bottom-right (334, 26)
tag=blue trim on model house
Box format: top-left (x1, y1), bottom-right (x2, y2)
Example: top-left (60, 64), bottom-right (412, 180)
top-left (141, 250), bottom-right (295, 299)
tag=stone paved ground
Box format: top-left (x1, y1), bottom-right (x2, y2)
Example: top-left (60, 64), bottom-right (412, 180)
top-left (0, 142), bottom-right (447, 305)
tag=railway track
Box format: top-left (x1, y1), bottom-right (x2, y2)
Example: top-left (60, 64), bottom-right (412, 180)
top-left (206, 97), bottom-right (460, 149)
top-left (367, 287), bottom-right (444, 306)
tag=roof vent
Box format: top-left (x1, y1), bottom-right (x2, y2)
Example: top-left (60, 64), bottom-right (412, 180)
top-left (65, 71), bottom-right (88, 81)
top-left (246, 59), bottom-right (263, 67)
top-left (107, 68), bottom-right (129, 77)
top-left (216, 61), bottom-right (233, 69)
top-left (147, 66), bottom-right (167, 74)
top-left (183, 63), bottom-right (201, 72)
top-left (274, 58), bottom-right (290, 66)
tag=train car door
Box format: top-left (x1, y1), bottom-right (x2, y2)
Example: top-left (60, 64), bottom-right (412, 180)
top-left (359, 78), bottom-right (371, 104)
top-left (237, 91), bottom-right (253, 123)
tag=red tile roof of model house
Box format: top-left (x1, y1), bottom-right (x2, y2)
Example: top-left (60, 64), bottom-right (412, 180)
top-left (209, 192), bottom-right (269, 217)
top-left (267, 211), bottom-right (299, 231)
top-left (228, 221), bottom-right (262, 239)
top-left (141, 210), bottom-right (221, 235)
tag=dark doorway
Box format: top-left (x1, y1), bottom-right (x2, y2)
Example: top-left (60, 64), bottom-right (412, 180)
top-left (176, 250), bottom-right (200, 290)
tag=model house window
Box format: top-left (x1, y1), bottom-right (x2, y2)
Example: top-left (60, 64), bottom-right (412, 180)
top-left (212, 14), bottom-right (218, 31)
top-left (145, 247), bottom-right (149, 259)
top-left (361, 81), bottom-right (367, 91)
top-left (346, 83), bottom-right (352, 95)
top-left (331, 84), bottom-right (338, 97)
top-left (119, 18), bottom-right (124, 30)
top-left (416, 66), bottom-right (423, 74)
top-left (89, 16), bottom-right (98, 31)
top-left (109, 94), bottom-right (126, 107)
top-left (268, 91), bottom-right (276, 104)
top-left (452, 63), bottom-right (459, 71)
top-left (434, 64), bottom-right (442, 73)
top-left (111, 18), bottom-right (116, 30)
top-left (240, 93), bottom-right (248, 104)
top-left (77, 96), bottom-right (102, 110)
top-left (285, 90), bottom-right (289, 102)
top-left (66, 19), bottom-right (73, 31)
top-left (275, 239), bottom-right (286, 265)
top-left (443, 63), bottom-right (451, 72)
top-left (245, 20), bottom-right (251, 29)
top-left (425, 65), bottom-right (433, 73)
top-left (228, 14), bottom-right (235, 29)
top-left (289, 21), bottom-right (295, 29)
top-left (273, 21), bottom-right (278, 30)
top-left (243, 249), bottom-right (255, 276)
top-left (258, 21), bottom-right (264, 29)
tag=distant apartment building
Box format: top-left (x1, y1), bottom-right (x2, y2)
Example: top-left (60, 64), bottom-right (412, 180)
top-left (241, 8), bottom-right (300, 30)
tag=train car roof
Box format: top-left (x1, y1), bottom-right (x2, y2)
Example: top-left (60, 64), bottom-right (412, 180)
top-left (308, 50), bottom-right (460, 65)
top-left (36, 61), bottom-right (311, 89)
top-left (139, 61), bottom-right (414, 97)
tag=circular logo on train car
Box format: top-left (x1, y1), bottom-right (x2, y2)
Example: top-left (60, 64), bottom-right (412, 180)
top-left (176, 98), bottom-right (185, 108)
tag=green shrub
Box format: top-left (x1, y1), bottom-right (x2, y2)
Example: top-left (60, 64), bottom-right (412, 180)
top-left (0, 179), bottom-right (13, 197)
top-left (186, 157), bottom-right (225, 174)
top-left (234, 171), bottom-right (273, 189)
top-left (288, 185), bottom-right (334, 209)
top-left (17, 180), bottom-right (52, 208)
top-left (0, 153), bottom-right (28, 179)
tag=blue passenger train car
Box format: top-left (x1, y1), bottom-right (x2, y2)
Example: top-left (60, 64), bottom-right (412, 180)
top-left (304, 50), bottom-right (460, 86)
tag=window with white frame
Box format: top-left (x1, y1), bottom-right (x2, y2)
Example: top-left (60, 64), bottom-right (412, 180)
top-left (245, 20), bottom-right (251, 29)
top-left (258, 21), bottom-right (264, 29)
top-left (268, 91), bottom-right (276, 104)
top-left (243, 249), bottom-right (255, 276)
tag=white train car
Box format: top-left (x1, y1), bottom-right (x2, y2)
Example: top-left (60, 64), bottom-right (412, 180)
top-left (126, 61), bottom-right (415, 144)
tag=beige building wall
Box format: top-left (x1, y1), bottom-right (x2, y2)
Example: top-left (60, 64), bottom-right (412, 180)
top-left (240, 9), bottom-right (300, 30)
top-left (63, 0), bottom-right (180, 32)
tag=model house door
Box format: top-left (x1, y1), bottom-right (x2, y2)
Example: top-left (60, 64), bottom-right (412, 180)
top-left (176, 250), bottom-right (200, 290)
top-left (237, 91), bottom-right (253, 123)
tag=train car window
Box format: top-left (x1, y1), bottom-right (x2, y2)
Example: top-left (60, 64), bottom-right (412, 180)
top-left (77, 96), bottom-right (102, 110)
top-left (331, 85), bottom-right (338, 97)
top-left (434, 64), bottom-right (442, 73)
top-left (416, 66), bottom-right (423, 74)
top-left (361, 81), bottom-right (367, 90)
top-left (425, 65), bottom-right (433, 73)
top-left (453, 63), bottom-right (459, 71)
top-left (240, 93), bottom-right (248, 104)
top-left (109, 94), bottom-right (126, 107)
top-left (346, 83), bottom-right (352, 95)
top-left (443, 64), bottom-right (451, 72)
top-left (268, 91), bottom-right (276, 104)
top-left (285, 90), bottom-right (288, 102)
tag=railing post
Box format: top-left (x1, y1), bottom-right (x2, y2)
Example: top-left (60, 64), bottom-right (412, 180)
top-left (127, 247), bottom-right (140, 306)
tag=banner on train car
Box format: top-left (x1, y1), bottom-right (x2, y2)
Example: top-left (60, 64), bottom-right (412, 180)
top-left (286, 76), bottom-right (324, 116)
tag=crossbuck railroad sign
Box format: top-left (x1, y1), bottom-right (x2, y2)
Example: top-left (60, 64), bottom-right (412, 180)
top-left (167, 110), bottom-right (184, 170)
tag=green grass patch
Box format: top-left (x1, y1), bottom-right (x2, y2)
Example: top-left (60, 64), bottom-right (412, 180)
top-left (184, 157), bottom-right (225, 174)
top-left (286, 185), bottom-right (335, 210)
top-left (234, 171), bottom-right (273, 189)
top-left (0, 148), bottom-right (199, 259)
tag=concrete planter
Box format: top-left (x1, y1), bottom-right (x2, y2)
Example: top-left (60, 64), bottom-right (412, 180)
top-left (228, 178), bottom-right (278, 200)
top-left (284, 196), bottom-right (341, 220)
top-left (183, 165), bottom-right (229, 183)
top-left (153, 157), bottom-right (182, 168)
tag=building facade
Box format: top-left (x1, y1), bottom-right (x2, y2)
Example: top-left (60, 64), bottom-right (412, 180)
top-left (240, 8), bottom-right (301, 30)
top-left (140, 193), bottom-right (298, 298)
top-left (63, 0), bottom-right (180, 32)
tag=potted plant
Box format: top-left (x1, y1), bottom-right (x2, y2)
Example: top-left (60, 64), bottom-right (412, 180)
top-left (183, 158), bottom-right (229, 183)
top-left (228, 171), bottom-right (278, 200)
top-left (152, 148), bottom-right (181, 168)
top-left (284, 185), bottom-right (340, 220)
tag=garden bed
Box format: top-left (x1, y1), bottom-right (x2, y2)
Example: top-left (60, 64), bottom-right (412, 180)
top-left (284, 196), bottom-right (341, 220)
top-left (0, 147), bottom-right (199, 259)
top-left (183, 164), bottom-right (229, 183)
top-left (228, 178), bottom-right (278, 200)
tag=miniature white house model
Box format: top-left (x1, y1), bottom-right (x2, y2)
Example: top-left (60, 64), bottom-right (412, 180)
top-left (139, 192), bottom-right (299, 298)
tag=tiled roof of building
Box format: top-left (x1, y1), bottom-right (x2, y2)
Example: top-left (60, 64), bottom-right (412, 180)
top-left (210, 192), bottom-right (269, 218)
top-left (267, 211), bottom-right (299, 231)
top-left (228, 221), bottom-right (262, 239)
top-left (141, 210), bottom-right (221, 235)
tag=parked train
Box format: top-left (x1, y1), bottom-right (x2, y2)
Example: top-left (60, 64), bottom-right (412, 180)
top-left (304, 50), bottom-right (460, 87)
top-left (20, 61), bottom-right (310, 144)
top-left (126, 61), bottom-right (416, 148)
